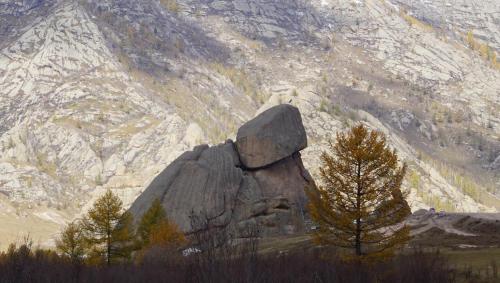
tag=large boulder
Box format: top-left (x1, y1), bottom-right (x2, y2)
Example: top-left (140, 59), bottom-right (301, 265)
top-left (129, 143), bottom-right (243, 231)
top-left (235, 104), bottom-right (307, 169)
top-left (129, 104), bottom-right (313, 237)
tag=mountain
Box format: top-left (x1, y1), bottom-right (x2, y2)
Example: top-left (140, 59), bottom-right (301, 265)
top-left (0, 0), bottom-right (498, 248)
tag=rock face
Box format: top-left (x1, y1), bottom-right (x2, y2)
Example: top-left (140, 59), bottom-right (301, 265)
top-left (490, 155), bottom-right (500, 170)
top-left (129, 105), bottom-right (313, 236)
top-left (236, 104), bottom-right (307, 169)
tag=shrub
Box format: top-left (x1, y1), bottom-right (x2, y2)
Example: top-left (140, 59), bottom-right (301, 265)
top-left (0, 242), bottom-right (462, 283)
top-left (160, 0), bottom-right (179, 13)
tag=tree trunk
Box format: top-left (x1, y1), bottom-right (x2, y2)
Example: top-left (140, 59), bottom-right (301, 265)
top-left (355, 162), bottom-right (362, 256)
top-left (107, 218), bottom-right (111, 266)
top-left (107, 209), bottom-right (111, 266)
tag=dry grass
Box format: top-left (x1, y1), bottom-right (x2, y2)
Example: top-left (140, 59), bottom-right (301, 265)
top-left (400, 10), bottom-right (434, 32)
top-left (110, 116), bottom-right (160, 138)
top-left (211, 62), bottom-right (268, 104)
top-left (0, 213), bottom-right (62, 251)
top-left (466, 31), bottom-right (499, 70)
top-left (159, 0), bottom-right (179, 13)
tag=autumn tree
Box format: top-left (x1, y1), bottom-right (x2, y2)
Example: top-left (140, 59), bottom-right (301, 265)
top-left (82, 190), bottom-right (134, 265)
top-left (135, 200), bottom-right (186, 263)
top-left (55, 221), bottom-right (86, 264)
top-left (466, 30), bottom-right (476, 49)
top-left (307, 124), bottom-right (411, 261)
top-left (147, 219), bottom-right (186, 249)
top-left (109, 211), bottom-right (136, 261)
top-left (137, 199), bottom-right (167, 246)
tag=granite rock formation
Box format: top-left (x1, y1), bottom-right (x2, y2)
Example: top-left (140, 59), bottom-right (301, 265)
top-left (129, 104), bottom-right (313, 236)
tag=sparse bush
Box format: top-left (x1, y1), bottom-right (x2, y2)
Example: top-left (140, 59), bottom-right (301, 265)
top-left (348, 110), bottom-right (360, 121)
top-left (409, 170), bottom-right (421, 191)
top-left (318, 99), bottom-right (329, 113)
top-left (419, 153), bottom-right (490, 206)
top-left (35, 152), bottom-right (57, 177)
top-left (94, 174), bottom-right (103, 186)
top-left (174, 37), bottom-right (185, 54)
top-left (211, 62), bottom-right (265, 102)
top-left (465, 30), bottom-right (499, 69)
top-left (56, 221), bottom-right (86, 264)
top-left (400, 10), bottom-right (433, 31)
top-left (160, 0), bottom-right (179, 13)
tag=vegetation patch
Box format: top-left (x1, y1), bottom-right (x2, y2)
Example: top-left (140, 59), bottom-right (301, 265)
top-left (399, 10), bottom-right (434, 32)
top-left (465, 30), bottom-right (499, 69)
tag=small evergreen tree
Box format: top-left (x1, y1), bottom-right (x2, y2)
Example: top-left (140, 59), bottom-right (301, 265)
top-left (135, 200), bottom-right (186, 264)
top-left (137, 199), bottom-right (166, 246)
top-left (307, 124), bottom-right (411, 261)
top-left (82, 190), bottom-right (134, 265)
top-left (110, 211), bottom-right (136, 262)
top-left (466, 30), bottom-right (475, 49)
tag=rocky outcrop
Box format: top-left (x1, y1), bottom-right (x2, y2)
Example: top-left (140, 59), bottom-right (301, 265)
top-left (236, 104), bottom-right (307, 169)
top-left (490, 155), bottom-right (500, 170)
top-left (129, 105), bottom-right (313, 236)
top-left (204, 0), bottom-right (321, 41)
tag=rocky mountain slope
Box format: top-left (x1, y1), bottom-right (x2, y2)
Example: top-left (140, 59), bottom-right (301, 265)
top-left (0, 0), bottom-right (498, 248)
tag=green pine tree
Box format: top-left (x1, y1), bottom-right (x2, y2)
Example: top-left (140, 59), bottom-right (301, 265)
top-left (137, 199), bottom-right (166, 246)
top-left (135, 200), bottom-right (187, 264)
top-left (82, 190), bottom-right (134, 265)
top-left (110, 211), bottom-right (135, 262)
